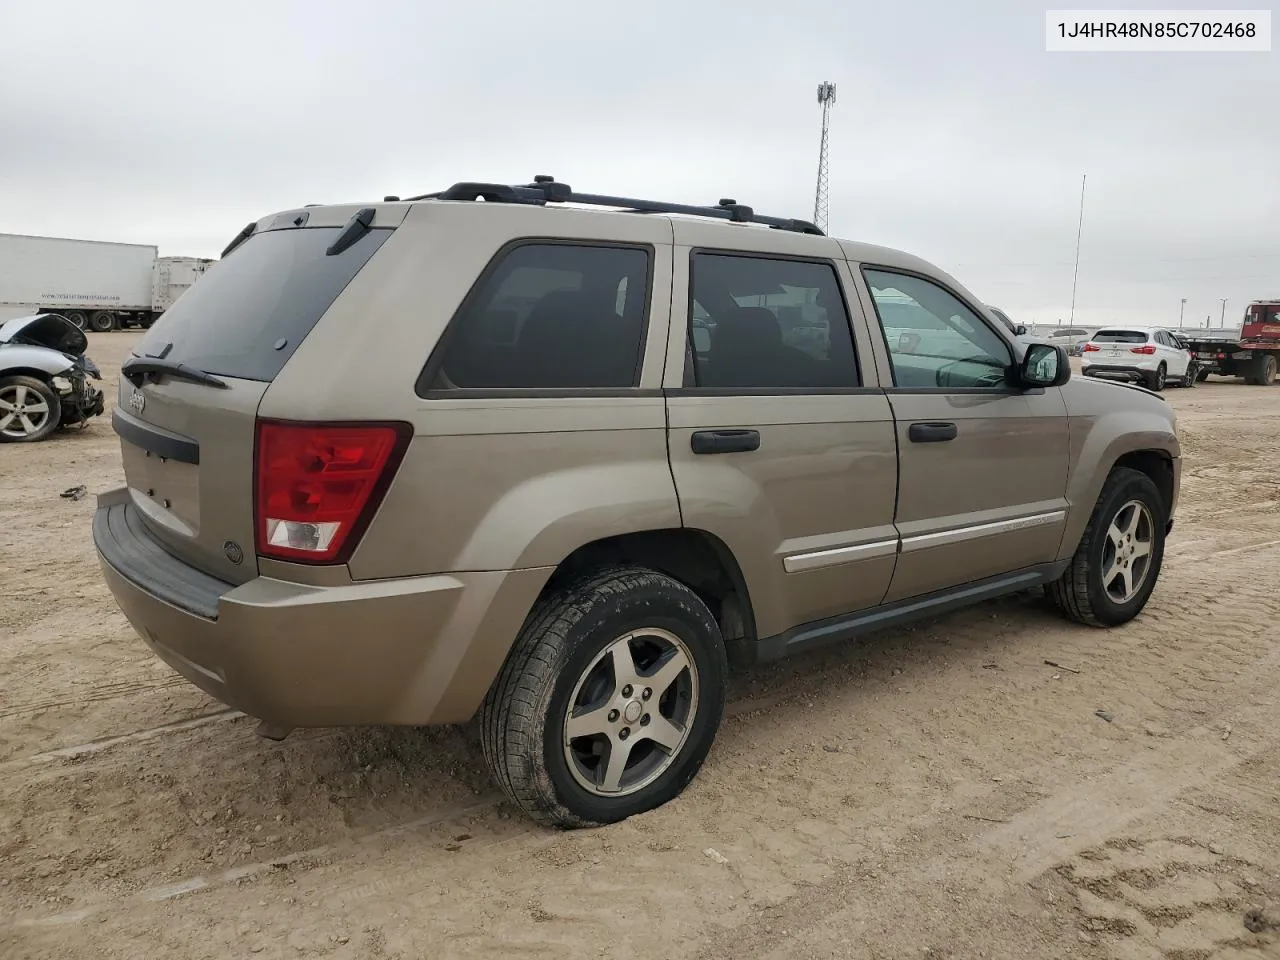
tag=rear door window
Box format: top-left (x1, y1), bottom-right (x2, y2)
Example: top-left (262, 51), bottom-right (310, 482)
top-left (421, 242), bottom-right (651, 391)
top-left (134, 226), bottom-right (392, 382)
top-left (687, 253), bottom-right (860, 389)
top-left (1093, 330), bottom-right (1149, 344)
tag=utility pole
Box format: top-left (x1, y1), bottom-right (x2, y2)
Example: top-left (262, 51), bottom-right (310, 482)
top-left (1179, 298), bottom-right (1187, 327)
top-left (1068, 173), bottom-right (1086, 325)
top-left (1219, 298), bottom-right (1228, 327)
top-left (813, 82), bottom-right (836, 234)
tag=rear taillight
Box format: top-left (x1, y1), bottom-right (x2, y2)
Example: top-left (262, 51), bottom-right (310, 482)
top-left (254, 420), bottom-right (411, 564)
top-left (1083, 343), bottom-right (1100, 352)
top-left (1130, 344), bottom-right (1157, 355)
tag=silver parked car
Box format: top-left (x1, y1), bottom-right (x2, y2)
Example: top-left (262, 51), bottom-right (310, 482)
top-left (0, 312), bottom-right (105, 442)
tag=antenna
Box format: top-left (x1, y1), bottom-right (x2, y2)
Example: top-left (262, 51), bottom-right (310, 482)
top-left (1068, 173), bottom-right (1086, 325)
top-left (814, 82), bottom-right (836, 234)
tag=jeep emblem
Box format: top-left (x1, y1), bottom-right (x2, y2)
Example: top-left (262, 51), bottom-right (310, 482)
top-left (129, 390), bottom-right (145, 415)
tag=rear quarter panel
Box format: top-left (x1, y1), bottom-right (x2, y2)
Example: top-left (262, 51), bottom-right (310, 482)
top-left (259, 202), bottom-right (681, 579)
top-left (1057, 377), bottom-right (1181, 559)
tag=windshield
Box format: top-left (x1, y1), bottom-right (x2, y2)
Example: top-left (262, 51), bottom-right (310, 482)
top-left (133, 225), bottom-right (391, 382)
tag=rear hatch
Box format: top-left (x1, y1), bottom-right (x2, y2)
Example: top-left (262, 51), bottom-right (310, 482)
top-left (114, 206), bottom-right (400, 584)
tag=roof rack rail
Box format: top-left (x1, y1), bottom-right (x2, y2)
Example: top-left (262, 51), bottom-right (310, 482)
top-left (402, 175), bottom-right (825, 236)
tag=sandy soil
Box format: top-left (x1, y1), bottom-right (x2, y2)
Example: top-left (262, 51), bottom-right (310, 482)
top-left (2, 332), bottom-right (1278, 959)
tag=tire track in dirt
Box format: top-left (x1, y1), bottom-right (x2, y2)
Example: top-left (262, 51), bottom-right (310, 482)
top-left (0, 675), bottom-right (190, 720)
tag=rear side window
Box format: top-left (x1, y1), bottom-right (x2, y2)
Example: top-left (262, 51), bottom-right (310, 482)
top-left (423, 242), bottom-right (651, 391)
top-left (687, 253), bottom-right (860, 389)
top-left (135, 226), bottom-right (391, 382)
top-left (1093, 330), bottom-right (1149, 344)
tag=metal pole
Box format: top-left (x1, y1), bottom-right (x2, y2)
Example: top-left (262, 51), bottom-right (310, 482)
top-left (1179, 298), bottom-right (1187, 327)
top-left (1068, 173), bottom-right (1086, 325)
top-left (1219, 298), bottom-right (1227, 327)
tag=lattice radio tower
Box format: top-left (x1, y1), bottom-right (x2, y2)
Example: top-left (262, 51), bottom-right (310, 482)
top-left (813, 81), bottom-right (836, 233)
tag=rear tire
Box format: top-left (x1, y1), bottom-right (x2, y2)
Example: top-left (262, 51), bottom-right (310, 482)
top-left (88, 311), bottom-right (115, 332)
top-left (63, 311), bottom-right (88, 330)
top-left (1245, 354), bottom-right (1277, 386)
top-left (1195, 369), bottom-right (1211, 382)
top-left (0, 375), bottom-right (62, 443)
top-left (1145, 364), bottom-right (1166, 392)
top-left (480, 566), bottom-right (727, 829)
top-left (1047, 467), bottom-right (1166, 628)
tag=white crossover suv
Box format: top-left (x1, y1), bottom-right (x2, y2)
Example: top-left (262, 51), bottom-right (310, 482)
top-left (1081, 326), bottom-right (1195, 391)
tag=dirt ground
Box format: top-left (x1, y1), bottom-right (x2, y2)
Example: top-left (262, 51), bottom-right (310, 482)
top-left (2, 331), bottom-right (1278, 960)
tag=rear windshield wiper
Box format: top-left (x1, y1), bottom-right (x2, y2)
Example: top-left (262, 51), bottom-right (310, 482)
top-left (326, 207), bottom-right (376, 256)
top-left (122, 356), bottom-right (228, 390)
top-left (220, 221), bottom-right (257, 259)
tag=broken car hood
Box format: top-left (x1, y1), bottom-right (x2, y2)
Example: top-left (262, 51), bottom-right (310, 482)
top-left (0, 313), bottom-right (88, 356)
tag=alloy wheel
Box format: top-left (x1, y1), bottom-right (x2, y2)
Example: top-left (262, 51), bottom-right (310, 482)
top-left (562, 628), bottom-right (699, 797)
top-left (1101, 499), bottom-right (1155, 604)
top-left (0, 384), bottom-right (52, 439)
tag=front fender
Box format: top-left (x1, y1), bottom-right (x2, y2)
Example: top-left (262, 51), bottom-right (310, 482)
top-left (0, 344), bottom-right (74, 378)
top-left (1057, 378), bottom-right (1180, 559)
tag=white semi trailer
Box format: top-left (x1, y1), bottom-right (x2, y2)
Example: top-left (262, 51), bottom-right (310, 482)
top-left (0, 232), bottom-right (212, 331)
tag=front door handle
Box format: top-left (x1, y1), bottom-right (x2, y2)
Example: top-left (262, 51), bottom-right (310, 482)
top-left (691, 429), bottom-right (761, 455)
top-left (908, 421), bottom-right (958, 443)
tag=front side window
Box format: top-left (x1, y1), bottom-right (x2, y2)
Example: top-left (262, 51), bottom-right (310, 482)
top-left (687, 254), bottom-right (860, 389)
top-left (425, 243), bottom-right (650, 390)
top-left (863, 269), bottom-right (1013, 389)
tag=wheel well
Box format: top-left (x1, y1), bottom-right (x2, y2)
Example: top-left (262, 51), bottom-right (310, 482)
top-left (0, 368), bottom-right (54, 385)
top-left (546, 529), bottom-right (756, 649)
top-left (1113, 450), bottom-right (1174, 517)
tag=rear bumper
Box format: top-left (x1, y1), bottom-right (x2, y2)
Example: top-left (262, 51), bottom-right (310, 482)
top-left (1081, 362), bottom-right (1155, 382)
top-left (93, 488), bottom-right (551, 727)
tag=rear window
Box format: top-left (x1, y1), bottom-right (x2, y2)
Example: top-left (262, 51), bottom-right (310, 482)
top-left (1092, 330), bottom-right (1149, 344)
top-left (420, 241), bottom-right (651, 392)
top-left (134, 225), bottom-right (391, 382)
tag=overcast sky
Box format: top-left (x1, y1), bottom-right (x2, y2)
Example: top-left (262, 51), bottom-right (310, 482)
top-left (2, 0), bottom-right (1276, 328)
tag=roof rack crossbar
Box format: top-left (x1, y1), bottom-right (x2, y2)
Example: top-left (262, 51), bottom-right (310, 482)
top-left (403, 177), bottom-right (825, 236)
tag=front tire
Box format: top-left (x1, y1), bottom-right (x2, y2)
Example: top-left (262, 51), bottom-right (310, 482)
top-left (480, 567), bottom-right (727, 829)
top-left (1047, 467), bottom-right (1166, 627)
top-left (0, 376), bottom-right (62, 443)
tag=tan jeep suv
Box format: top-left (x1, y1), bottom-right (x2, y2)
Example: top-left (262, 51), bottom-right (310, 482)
top-left (94, 178), bottom-right (1181, 828)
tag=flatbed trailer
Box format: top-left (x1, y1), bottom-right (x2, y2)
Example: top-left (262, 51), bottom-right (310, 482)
top-left (1181, 301), bottom-right (1280, 386)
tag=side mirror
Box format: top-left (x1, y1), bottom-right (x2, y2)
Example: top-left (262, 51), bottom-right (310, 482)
top-left (1014, 324), bottom-right (1028, 336)
top-left (1020, 343), bottom-right (1071, 388)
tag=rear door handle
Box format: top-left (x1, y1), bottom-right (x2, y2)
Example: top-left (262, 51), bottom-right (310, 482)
top-left (691, 429), bottom-right (761, 455)
top-left (908, 421), bottom-right (958, 443)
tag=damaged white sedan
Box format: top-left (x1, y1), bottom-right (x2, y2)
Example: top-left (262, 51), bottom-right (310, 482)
top-left (0, 313), bottom-right (105, 443)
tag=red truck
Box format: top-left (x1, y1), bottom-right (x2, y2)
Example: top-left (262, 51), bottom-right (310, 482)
top-left (1182, 300), bottom-right (1280, 386)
